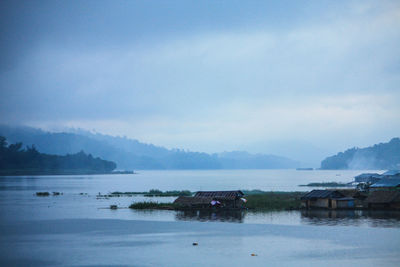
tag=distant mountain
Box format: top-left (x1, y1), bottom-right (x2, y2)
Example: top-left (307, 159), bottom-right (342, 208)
top-left (217, 151), bottom-right (301, 169)
top-left (0, 125), bottom-right (301, 170)
top-left (321, 138), bottom-right (400, 170)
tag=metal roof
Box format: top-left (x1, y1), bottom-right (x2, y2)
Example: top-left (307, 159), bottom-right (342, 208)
top-left (382, 170), bottom-right (400, 176)
top-left (355, 173), bottom-right (382, 179)
top-left (300, 190), bottom-right (345, 200)
top-left (194, 190), bottom-right (244, 200)
top-left (370, 178), bottom-right (400, 188)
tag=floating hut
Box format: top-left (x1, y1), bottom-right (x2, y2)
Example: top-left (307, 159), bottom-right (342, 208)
top-left (300, 190), bottom-right (352, 209)
top-left (173, 196), bottom-right (213, 209)
top-left (174, 190), bottom-right (245, 209)
top-left (365, 191), bottom-right (400, 209)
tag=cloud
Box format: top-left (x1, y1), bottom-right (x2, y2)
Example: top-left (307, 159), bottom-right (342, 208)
top-left (0, 0), bottom-right (399, 161)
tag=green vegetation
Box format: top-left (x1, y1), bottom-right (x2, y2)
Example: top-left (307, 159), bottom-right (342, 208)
top-left (36, 192), bottom-right (50, 196)
top-left (299, 182), bottom-right (350, 187)
top-left (144, 189), bottom-right (192, 197)
top-left (245, 192), bottom-right (303, 210)
top-left (128, 191), bottom-right (304, 211)
top-left (0, 136), bottom-right (116, 175)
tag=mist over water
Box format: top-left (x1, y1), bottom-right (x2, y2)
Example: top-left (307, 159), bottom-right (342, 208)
top-left (1, 1), bottom-right (400, 266)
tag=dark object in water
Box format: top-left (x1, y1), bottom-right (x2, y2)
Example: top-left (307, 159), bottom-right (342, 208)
top-left (110, 205), bottom-right (118, 209)
top-left (52, 192), bottom-right (61, 196)
top-left (36, 192), bottom-right (50, 196)
top-left (192, 242), bottom-right (198, 246)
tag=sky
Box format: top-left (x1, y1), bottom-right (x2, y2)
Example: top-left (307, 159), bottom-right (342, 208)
top-left (1, 0), bottom-right (399, 165)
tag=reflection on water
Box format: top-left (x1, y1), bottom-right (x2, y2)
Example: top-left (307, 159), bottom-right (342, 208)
top-left (301, 209), bottom-right (400, 228)
top-left (172, 209), bottom-right (400, 228)
top-left (175, 209), bottom-right (245, 223)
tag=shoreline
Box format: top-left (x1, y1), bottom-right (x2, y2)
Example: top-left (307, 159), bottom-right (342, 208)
top-left (0, 170), bottom-right (135, 176)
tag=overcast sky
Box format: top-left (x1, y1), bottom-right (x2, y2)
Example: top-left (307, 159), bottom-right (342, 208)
top-left (1, 0), bottom-right (399, 164)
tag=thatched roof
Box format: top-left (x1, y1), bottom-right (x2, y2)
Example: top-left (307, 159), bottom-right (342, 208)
top-left (194, 190), bottom-right (244, 200)
top-left (173, 196), bottom-right (213, 205)
top-left (366, 191), bottom-right (400, 204)
top-left (301, 190), bottom-right (345, 200)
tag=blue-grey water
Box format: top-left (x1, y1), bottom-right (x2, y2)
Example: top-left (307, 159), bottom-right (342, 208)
top-left (1, 170), bottom-right (399, 266)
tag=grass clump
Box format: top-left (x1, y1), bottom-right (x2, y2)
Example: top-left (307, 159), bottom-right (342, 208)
top-left (36, 192), bottom-right (50, 196)
top-left (245, 192), bottom-right (303, 211)
top-left (144, 189), bottom-right (192, 197)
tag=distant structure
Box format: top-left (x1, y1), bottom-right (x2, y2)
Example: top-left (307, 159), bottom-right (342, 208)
top-left (354, 173), bottom-right (382, 184)
top-left (353, 170), bottom-right (400, 190)
top-left (382, 170), bottom-right (400, 176)
top-left (369, 178), bottom-right (400, 191)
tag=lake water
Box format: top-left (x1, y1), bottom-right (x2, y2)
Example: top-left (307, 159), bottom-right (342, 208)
top-left (1, 170), bottom-right (399, 266)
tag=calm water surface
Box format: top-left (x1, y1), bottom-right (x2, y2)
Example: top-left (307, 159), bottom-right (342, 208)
top-left (1, 170), bottom-right (399, 266)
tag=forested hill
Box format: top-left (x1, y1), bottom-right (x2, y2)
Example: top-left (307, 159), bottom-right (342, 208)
top-left (0, 136), bottom-right (116, 175)
top-left (320, 138), bottom-right (400, 170)
top-left (0, 125), bottom-right (301, 170)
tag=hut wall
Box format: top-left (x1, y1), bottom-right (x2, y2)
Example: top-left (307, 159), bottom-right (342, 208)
top-left (331, 199), bottom-right (337, 209)
top-left (337, 200), bottom-right (354, 209)
top-left (235, 200), bottom-right (244, 208)
top-left (310, 199), bottom-right (329, 208)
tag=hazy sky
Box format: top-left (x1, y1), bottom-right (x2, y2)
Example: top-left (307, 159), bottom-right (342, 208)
top-left (1, 0), bottom-right (399, 164)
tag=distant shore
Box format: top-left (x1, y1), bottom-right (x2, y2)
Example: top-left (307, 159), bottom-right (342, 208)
top-left (0, 169), bottom-right (134, 176)
top-left (299, 182), bottom-right (352, 187)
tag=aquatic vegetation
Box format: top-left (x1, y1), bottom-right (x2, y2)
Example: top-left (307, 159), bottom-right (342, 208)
top-left (299, 182), bottom-right (351, 187)
top-left (144, 189), bottom-right (192, 197)
top-left (129, 191), bottom-right (303, 211)
top-left (244, 192), bottom-right (303, 210)
top-left (36, 192), bottom-right (50, 196)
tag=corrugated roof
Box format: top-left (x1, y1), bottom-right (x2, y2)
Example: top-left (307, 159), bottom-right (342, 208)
top-left (382, 170), bottom-right (400, 176)
top-left (366, 191), bottom-right (400, 204)
top-left (173, 196), bottom-right (213, 205)
top-left (300, 190), bottom-right (345, 200)
top-left (194, 190), bottom-right (244, 200)
top-left (370, 178), bottom-right (400, 188)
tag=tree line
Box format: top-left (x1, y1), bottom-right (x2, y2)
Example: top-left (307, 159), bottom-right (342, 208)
top-left (321, 137), bottom-right (400, 170)
top-left (0, 136), bottom-right (116, 175)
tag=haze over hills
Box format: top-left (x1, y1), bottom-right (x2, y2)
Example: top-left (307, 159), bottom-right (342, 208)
top-left (321, 138), bottom-right (400, 170)
top-left (0, 125), bottom-right (301, 170)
